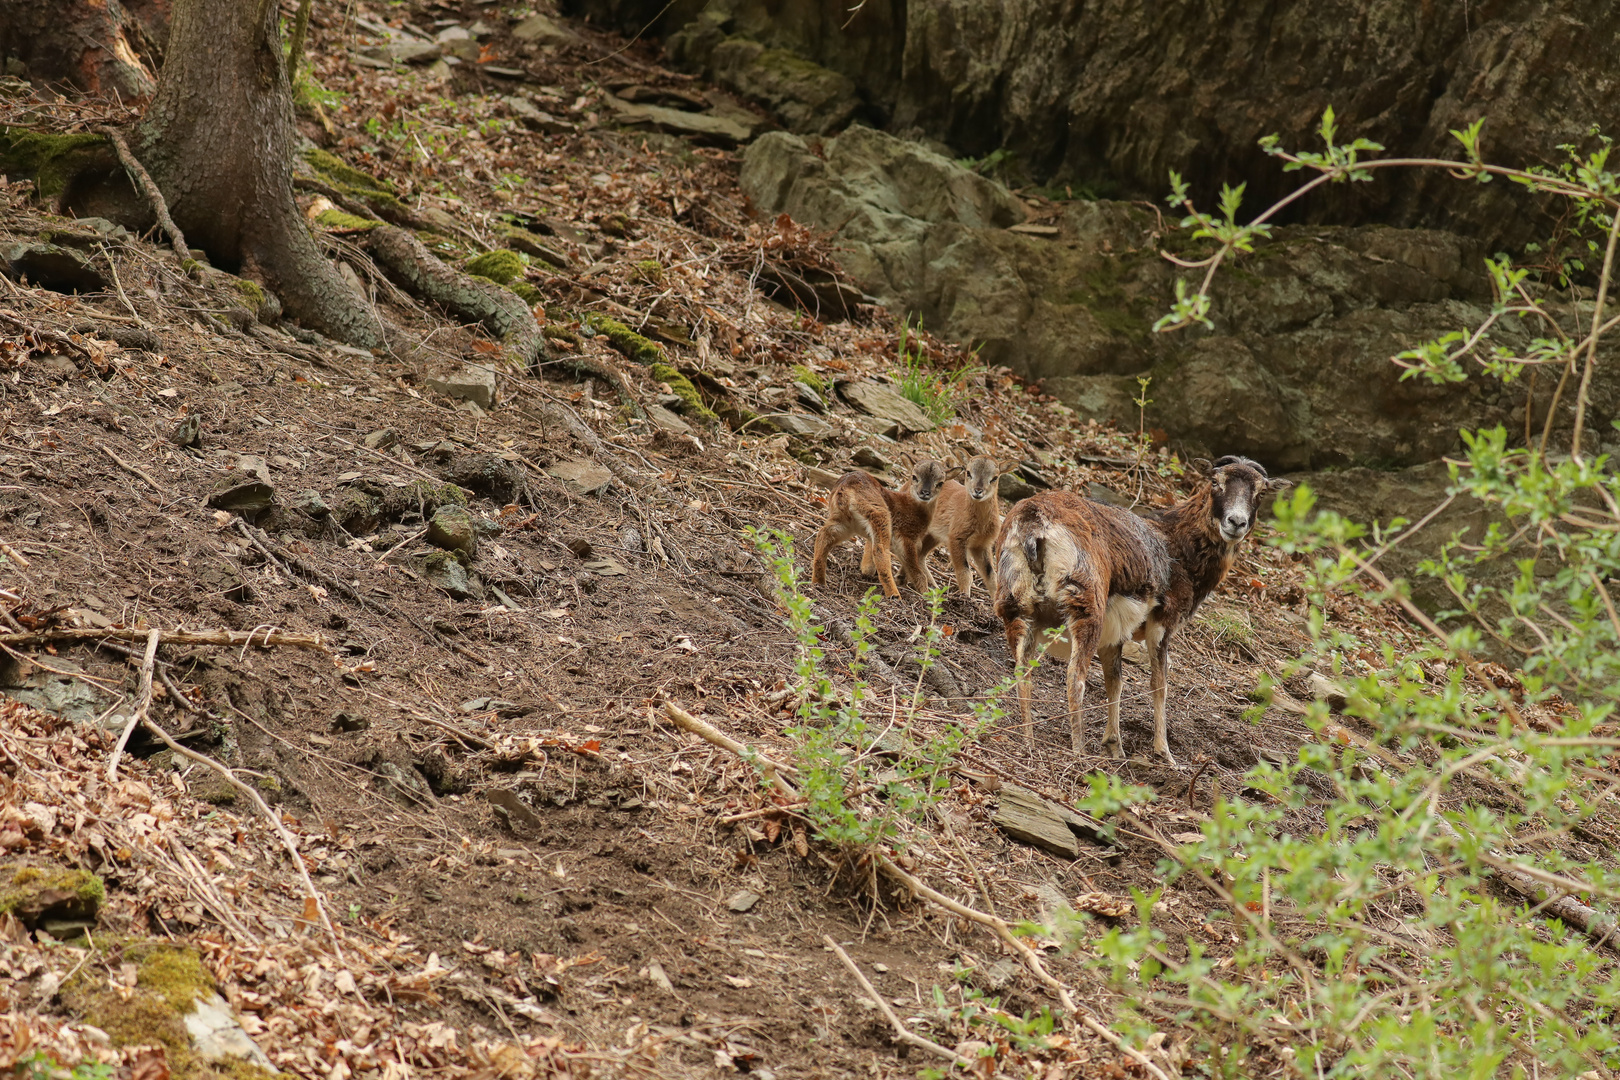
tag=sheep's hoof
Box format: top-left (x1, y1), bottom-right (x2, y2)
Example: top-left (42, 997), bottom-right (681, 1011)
top-left (1155, 746), bottom-right (1179, 768)
top-left (1101, 739), bottom-right (1124, 759)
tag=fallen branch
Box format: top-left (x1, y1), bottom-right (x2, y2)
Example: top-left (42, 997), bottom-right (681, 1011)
top-left (1, 626), bottom-right (325, 649)
top-left (136, 711), bottom-right (346, 964)
top-left (663, 700), bottom-right (798, 796)
top-left (105, 628), bottom-right (160, 783)
top-left (96, 125), bottom-right (192, 264)
top-left (98, 442), bottom-right (165, 494)
top-left (822, 935), bottom-right (972, 1069)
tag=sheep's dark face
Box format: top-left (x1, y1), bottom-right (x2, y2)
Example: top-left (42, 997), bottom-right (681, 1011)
top-left (1209, 455), bottom-right (1291, 543)
top-left (964, 456), bottom-right (999, 502)
top-left (911, 459), bottom-right (948, 503)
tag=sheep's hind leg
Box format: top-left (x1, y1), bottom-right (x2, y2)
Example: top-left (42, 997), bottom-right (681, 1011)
top-left (1098, 641), bottom-right (1125, 758)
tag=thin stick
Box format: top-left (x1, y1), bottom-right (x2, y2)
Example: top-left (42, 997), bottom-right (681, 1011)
top-left (2, 627), bottom-right (325, 649)
top-left (821, 935), bottom-right (972, 1069)
top-left (99, 442), bottom-right (165, 493)
top-left (137, 714), bottom-right (346, 964)
top-left (96, 126), bottom-right (191, 264)
top-left (106, 629), bottom-right (161, 783)
top-left (1570, 208), bottom-right (1620, 459)
top-left (664, 700), bottom-right (799, 795)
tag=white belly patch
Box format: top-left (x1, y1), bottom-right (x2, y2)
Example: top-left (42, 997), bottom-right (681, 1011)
top-left (1101, 596), bottom-right (1151, 647)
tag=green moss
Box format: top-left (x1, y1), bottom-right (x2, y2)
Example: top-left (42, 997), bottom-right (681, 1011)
top-left (1, 865), bottom-right (105, 922)
top-left (313, 208), bottom-right (380, 232)
top-left (302, 147), bottom-right (392, 196)
top-left (542, 324), bottom-right (580, 345)
top-left (62, 941), bottom-right (227, 1080)
top-left (584, 312), bottom-right (664, 366)
top-left (507, 280), bottom-right (542, 305)
top-left (231, 278), bottom-right (266, 308)
top-left (599, 212), bottom-right (630, 238)
top-left (463, 248), bottom-right (526, 285)
top-left (0, 129), bottom-right (112, 200)
top-left (789, 364), bottom-right (826, 396)
top-left (632, 259), bottom-right (664, 285)
top-left (649, 362), bottom-right (718, 424)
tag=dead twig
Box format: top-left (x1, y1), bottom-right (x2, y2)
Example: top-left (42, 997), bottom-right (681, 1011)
top-left (106, 629), bottom-right (161, 783)
top-left (0, 310), bottom-right (97, 366)
top-left (822, 934), bottom-right (973, 1069)
top-left (98, 442), bottom-right (165, 494)
top-left (136, 711), bottom-right (347, 965)
top-left (1, 627), bottom-right (325, 649)
top-left (96, 125), bottom-right (192, 263)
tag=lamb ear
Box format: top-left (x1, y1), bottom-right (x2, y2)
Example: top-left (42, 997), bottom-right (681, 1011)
top-left (1190, 457), bottom-right (1213, 476)
top-left (1265, 476), bottom-right (1294, 494)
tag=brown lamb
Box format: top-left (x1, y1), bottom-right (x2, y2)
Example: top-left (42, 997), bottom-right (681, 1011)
top-left (811, 459), bottom-right (948, 598)
top-left (920, 455), bottom-right (1002, 597)
top-left (992, 456), bottom-right (1289, 763)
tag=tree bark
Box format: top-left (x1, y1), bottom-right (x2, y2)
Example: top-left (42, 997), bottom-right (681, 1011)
top-left (131, 0), bottom-right (382, 347)
top-left (0, 0), bottom-right (166, 100)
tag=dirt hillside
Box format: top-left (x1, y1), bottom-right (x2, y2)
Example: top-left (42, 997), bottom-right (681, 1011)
top-left (0, 5), bottom-right (1567, 1080)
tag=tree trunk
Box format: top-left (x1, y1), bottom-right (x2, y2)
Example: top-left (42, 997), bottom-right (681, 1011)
top-left (132, 0), bottom-right (382, 347)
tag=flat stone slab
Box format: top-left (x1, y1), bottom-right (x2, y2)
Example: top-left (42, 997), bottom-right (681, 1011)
top-left (991, 783), bottom-right (1113, 860)
top-left (602, 97), bottom-right (753, 147)
top-left (547, 459), bottom-right (613, 496)
top-left (646, 403), bottom-right (692, 434)
top-left (766, 412), bottom-right (835, 438)
top-left (838, 381), bottom-right (934, 434)
top-left (185, 993), bottom-right (275, 1071)
top-left (425, 365), bottom-right (497, 410)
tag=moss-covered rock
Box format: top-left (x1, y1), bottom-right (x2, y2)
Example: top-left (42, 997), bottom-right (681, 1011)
top-left (61, 940), bottom-right (270, 1080)
top-left (632, 259), bottom-right (664, 285)
top-left (0, 129), bottom-right (115, 201)
top-left (649, 362), bottom-right (719, 424)
top-left (584, 313), bottom-right (664, 366)
top-left (542, 324), bottom-right (581, 346)
top-left (0, 865), bottom-right (104, 928)
top-left (463, 248), bottom-right (526, 285)
top-left (790, 363), bottom-right (826, 396)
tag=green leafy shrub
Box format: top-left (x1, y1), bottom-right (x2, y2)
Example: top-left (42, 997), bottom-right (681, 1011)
top-left (1073, 108), bottom-right (1620, 1079)
top-left (747, 529), bottom-right (1019, 854)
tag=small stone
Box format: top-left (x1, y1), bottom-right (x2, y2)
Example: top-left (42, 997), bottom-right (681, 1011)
top-left (794, 380), bottom-right (827, 412)
top-left (425, 504), bottom-right (477, 554)
top-left (294, 489), bottom-right (330, 517)
top-left (364, 427), bottom-right (398, 450)
top-left (838, 380), bottom-right (935, 434)
top-left (849, 414), bottom-right (901, 440)
top-left (331, 712), bottom-right (370, 733)
top-left (566, 537), bottom-right (593, 558)
top-left (36, 355), bottom-right (78, 380)
top-left (510, 12), bottom-right (579, 46)
top-left (419, 551), bottom-right (476, 599)
top-left (502, 96), bottom-right (575, 136)
top-left (998, 472), bottom-right (1037, 504)
top-left (547, 459), bottom-right (614, 496)
top-left (726, 890), bottom-right (761, 913)
top-left (802, 465), bottom-right (841, 488)
top-left (425, 365), bottom-right (497, 410)
top-left (767, 413), bottom-right (834, 438)
top-left (0, 243), bottom-right (107, 293)
top-left (207, 479), bottom-right (275, 515)
top-left (646, 403), bottom-right (692, 434)
top-left (852, 446), bottom-right (891, 471)
top-left (169, 413), bottom-right (202, 448)
top-left (1308, 671), bottom-right (1348, 710)
top-left (235, 454), bottom-right (271, 483)
top-left (601, 97), bottom-right (753, 148)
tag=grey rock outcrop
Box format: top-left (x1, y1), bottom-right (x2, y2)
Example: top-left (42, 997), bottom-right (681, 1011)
top-left (569, 0), bottom-right (1620, 254)
top-left (742, 124), bottom-right (1620, 471)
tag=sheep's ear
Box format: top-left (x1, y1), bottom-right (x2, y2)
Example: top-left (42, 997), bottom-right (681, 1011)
top-left (1264, 476), bottom-right (1294, 495)
top-left (1190, 457), bottom-right (1213, 476)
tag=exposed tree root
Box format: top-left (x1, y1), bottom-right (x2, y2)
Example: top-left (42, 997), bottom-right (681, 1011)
top-left (97, 125), bottom-right (191, 263)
